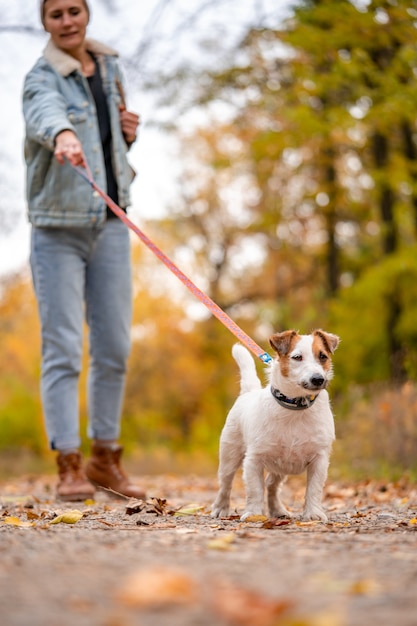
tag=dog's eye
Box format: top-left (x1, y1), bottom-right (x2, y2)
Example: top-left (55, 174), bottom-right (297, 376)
top-left (319, 352), bottom-right (328, 362)
top-left (291, 354), bottom-right (302, 361)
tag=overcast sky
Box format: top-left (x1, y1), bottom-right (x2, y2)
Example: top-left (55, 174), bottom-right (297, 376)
top-left (0, 0), bottom-right (293, 278)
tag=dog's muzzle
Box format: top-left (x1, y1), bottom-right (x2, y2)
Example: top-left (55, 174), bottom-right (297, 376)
top-left (301, 374), bottom-right (328, 391)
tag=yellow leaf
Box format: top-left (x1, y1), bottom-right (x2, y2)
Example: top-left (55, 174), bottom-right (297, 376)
top-left (349, 579), bottom-right (380, 596)
top-left (49, 510), bottom-right (84, 525)
top-left (2, 516), bottom-right (35, 528)
top-left (409, 518), bottom-right (417, 525)
top-left (207, 533), bottom-right (236, 551)
top-left (174, 503), bottom-right (205, 516)
top-left (242, 515), bottom-right (268, 523)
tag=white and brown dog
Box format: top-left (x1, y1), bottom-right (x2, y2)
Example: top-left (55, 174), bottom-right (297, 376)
top-left (211, 330), bottom-right (339, 522)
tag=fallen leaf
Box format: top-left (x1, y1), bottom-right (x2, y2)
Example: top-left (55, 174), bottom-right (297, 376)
top-left (126, 497), bottom-right (167, 516)
top-left (242, 515), bottom-right (269, 523)
top-left (296, 521), bottom-right (321, 527)
top-left (349, 579), bottom-right (380, 596)
top-left (116, 566), bottom-right (198, 608)
top-left (207, 533), bottom-right (236, 551)
top-left (2, 516), bottom-right (35, 528)
top-left (211, 580), bottom-right (292, 626)
top-left (49, 510), bottom-right (84, 525)
top-left (125, 499), bottom-right (146, 515)
top-left (262, 519), bottom-right (292, 529)
top-left (3, 516), bottom-right (21, 525)
top-left (26, 511), bottom-right (40, 521)
top-left (148, 497), bottom-right (168, 514)
top-left (409, 518), bottom-right (417, 525)
top-left (173, 503), bottom-right (205, 516)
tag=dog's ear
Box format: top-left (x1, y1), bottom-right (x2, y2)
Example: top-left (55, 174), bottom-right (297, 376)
top-left (269, 330), bottom-right (298, 356)
top-left (314, 330), bottom-right (340, 354)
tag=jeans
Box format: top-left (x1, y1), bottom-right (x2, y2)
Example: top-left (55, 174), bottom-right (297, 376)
top-left (30, 220), bottom-right (132, 450)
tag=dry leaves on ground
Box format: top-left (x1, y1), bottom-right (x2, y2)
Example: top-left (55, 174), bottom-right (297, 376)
top-left (1, 474), bottom-right (417, 626)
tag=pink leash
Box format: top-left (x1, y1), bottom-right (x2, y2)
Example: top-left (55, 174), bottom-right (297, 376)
top-left (70, 161), bottom-right (272, 364)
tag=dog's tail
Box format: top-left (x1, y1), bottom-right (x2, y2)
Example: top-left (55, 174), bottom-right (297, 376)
top-left (232, 343), bottom-right (262, 394)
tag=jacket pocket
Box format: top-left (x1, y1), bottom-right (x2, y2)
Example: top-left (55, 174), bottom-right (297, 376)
top-left (67, 106), bottom-right (88, 124)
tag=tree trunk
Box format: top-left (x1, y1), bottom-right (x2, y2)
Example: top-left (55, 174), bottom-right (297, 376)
top-left (372, 131), bottom-right (405, 383)
top-left (387, 291), bottom-right (407, 384)
top-left (324, 153), bottom-right (339, 296)
top-left (372, 132), bottom-right (397, 254)
top-left (401, 120), bottom-right (417, 235)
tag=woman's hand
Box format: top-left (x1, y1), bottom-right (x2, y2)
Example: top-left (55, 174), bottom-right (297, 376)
top-left (54, 130), bottom-right (85, 166)
top-left (119, 106), bottom-right (140, 145)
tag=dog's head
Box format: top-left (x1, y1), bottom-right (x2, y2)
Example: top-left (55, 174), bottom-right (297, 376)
top-left (269, 329), bottom-right (339, 392)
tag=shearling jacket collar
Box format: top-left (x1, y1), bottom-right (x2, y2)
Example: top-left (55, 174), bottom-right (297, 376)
top-left (43, 37), bottom-right (118, 76)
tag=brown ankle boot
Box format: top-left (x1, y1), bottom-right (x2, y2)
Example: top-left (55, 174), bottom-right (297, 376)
top-left (56, 451), bottom-right (96, 501)
top-left (85, 443), bottom-right (146, 499)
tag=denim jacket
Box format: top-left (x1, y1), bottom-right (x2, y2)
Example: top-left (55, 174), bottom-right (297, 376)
top-left (23, 38), bottom-right (134, 227)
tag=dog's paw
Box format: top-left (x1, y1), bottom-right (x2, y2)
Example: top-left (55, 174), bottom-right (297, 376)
top-left (302, 506), bottom-right (328, 522)
top-left (210, 506), bottom-right (229, 519)
top-left (269, 508), bottom-right (294, 519)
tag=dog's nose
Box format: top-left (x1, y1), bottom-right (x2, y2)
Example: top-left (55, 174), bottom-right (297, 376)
top-left (311, 374), bottom-right (325, 388)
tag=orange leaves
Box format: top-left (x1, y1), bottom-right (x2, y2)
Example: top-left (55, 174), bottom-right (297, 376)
top-left (116, 566), bottom-right (199, 608)
top-left (261, 518), bottom-right (292, 529)
top-left (242, 514), bottom-right (269, 523)
top-left (209, 581), bottom-right (292, 626)
top-left (115, 565), bottom-right (292, 626)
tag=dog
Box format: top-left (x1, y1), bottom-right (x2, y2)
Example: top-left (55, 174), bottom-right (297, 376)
top-left (211, 329), bottom-right (339, 522)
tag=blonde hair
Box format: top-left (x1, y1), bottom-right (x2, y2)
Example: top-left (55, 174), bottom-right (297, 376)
top-left (40, 0), bottom-right (90, 27)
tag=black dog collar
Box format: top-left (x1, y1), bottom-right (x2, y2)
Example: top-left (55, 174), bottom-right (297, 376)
top-left (270, 385), bottom-right (318, 410)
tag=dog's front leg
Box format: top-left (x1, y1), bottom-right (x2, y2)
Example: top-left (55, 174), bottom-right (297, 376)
top-left (266, 473), bottom-right (292, 518)
top-left (241, 453), bottom-right (265, 521)
top-left (303, 453), bottom-right (329, 522)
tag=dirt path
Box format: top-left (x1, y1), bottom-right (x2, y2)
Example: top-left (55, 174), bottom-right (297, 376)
top-left (1, 473), bottom-right (417, 626)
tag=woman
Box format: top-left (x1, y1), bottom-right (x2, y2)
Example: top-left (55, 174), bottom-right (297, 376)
top-left (23, 0), bottom-right (145, 501)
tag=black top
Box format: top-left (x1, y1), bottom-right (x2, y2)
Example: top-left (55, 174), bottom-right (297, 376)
top-left (87, 54), bottom-right (121, 218)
